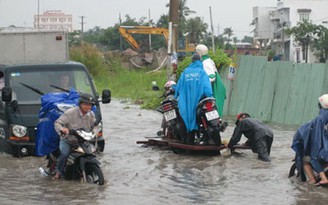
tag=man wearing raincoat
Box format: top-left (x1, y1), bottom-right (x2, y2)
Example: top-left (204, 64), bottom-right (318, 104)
top-left (195, 44), bottom-right (226, 117)
top-left (291, 94), bottom-right (328, 186)
top-left (174, 54), bottom-right (213, 144)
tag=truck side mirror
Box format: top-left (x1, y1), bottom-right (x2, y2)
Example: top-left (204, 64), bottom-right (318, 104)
top-left (2, 86), bottom-right (12, 102)
top-left (101, 89), bottom-right (111, 104)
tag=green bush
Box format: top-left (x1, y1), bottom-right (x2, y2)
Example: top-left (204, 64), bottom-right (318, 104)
top-left (176, 49), bottom-right (231, 79)
top-left (94, 56), bottom-right (168, 109)
top-left (69, 43), bottom-right (108, 77)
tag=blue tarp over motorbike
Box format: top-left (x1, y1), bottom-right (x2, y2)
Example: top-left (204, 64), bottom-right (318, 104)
top-left (35, 90), bottom-right (80, 156)
top-left (174, 60), bottom-right (213, 132)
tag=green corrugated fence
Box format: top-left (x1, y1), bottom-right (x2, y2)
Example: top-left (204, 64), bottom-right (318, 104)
top-left (221, 55), bottom-right (328, 125)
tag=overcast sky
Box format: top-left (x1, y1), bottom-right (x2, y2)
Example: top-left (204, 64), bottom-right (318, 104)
top-left (0, 0), bottom-right (277, 38)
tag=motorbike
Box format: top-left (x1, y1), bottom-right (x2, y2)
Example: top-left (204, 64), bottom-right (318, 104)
top-left (193, 97), bottom-right (228, 146)
top-left (288, 157), bottom-right (328, 183)
top-left (155, 81), bottom-right (227, 147)
top-left (157, 87), bottom-right (187, 142)
top-left (39, 129), bottom-right (105, 186)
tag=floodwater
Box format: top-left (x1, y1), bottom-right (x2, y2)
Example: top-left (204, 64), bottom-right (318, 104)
top-left (1, 100), bottom-right (328, 205)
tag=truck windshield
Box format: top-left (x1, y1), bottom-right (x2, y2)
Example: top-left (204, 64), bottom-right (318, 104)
top-left (8, 68), bottom-right (95, 104)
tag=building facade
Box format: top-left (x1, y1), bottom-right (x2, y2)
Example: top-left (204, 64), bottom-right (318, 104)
top-left (34, 10), bottom-right (73, 32)
top-left (253, 0), bottom-right (328, 63)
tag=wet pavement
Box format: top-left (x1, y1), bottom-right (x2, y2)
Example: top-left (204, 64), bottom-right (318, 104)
top-left (0, 100), bottom-right (327, 205)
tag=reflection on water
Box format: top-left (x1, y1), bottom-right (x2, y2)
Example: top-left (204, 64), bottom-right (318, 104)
top-left (0, 100), bottom-right (327, 205)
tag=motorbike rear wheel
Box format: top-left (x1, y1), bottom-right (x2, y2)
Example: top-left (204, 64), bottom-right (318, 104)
top-left (85, 164), bottom-right (105, 185)
top-left (208, 127), bottom-right (221, 146)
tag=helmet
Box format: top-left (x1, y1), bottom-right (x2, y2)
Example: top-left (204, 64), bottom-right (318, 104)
top-left (192, 54), bottom-right (201, 62)
top-left (79, 93), bottom-right (95, 105)
top-left (235, 112), bottom-right (250, 125)
top-left (195, 44), bottom-right (208, 56)
top-left (319, 94), bottom-right (328, 109)
top-left (236, 112), bottom-right (250, 120)
top-left (164, 80), bottom-right (176, 91)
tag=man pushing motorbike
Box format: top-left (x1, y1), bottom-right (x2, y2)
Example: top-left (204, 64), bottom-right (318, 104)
top-left (53, 93), bottom-right (98, 180)
top-left (227, 113), bottom-right (274, 162)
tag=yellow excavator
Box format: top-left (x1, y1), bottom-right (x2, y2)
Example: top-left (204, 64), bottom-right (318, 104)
top-left (118, 26), bottom-right (195, 54)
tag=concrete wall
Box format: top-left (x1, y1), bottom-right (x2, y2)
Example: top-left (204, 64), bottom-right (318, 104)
top-left (221, 55), bottom-right (328, 125)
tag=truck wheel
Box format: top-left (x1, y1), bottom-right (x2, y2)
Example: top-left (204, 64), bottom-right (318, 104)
top-left (0, 140), bottom-right (11, 155)
top-left (11, 146), bottom-right (21, 157)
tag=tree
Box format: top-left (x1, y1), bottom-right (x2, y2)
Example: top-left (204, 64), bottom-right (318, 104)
top-left (166, 0), bottom-right (196, 37)
top-left (185, 17), bottom-right (208, 43)
top-left (223, 27), bottom-right (233, 45)
top-left (284, 20), bottom-right (328, 63)
top-left (232, 37), bottom-right (238, 44)
top-left (202, 34), bottom-right (224, 50)
top-left (285, 20), bottom-right (317, 63)
top-left (312, 25), bottom-right (328, 62)
top-left (241, 36), bottom-right (253, 44)
top-left (157, 14), bottom-right (169, 28)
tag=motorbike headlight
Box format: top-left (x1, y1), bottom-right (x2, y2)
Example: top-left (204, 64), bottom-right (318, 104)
top-left (12, 125), bottom-right (27, 137)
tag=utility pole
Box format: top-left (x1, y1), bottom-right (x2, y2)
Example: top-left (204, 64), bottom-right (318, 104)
top-left (37, 0), bottom-right (40, 29)
top-left (169, 0), bottom-right (179, 54)
top-left (148, 9), bottom-right (152, 52)
top-left (209, 6), bottom-right (215, 52)
top-left (168, 0), bottom-right (179, 81)
top-left (79, 16), bottom-right (86, 46)
top-left (119, 13), bottom-right (122, 51)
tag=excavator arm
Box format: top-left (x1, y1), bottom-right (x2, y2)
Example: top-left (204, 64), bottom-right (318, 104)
top-left (118, 27), bottom-right (141, 50)
top-left (118, 26), bottom-right (169, 51)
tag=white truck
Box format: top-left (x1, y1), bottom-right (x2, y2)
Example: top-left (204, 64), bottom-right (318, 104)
top-left (0, 30), bottom-right (111, 157)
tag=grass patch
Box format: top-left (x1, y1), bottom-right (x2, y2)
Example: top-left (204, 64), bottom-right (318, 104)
top-left (70, 44), bottom-right (170, 109)
top-left (94, 58), bottom-right (168, 109)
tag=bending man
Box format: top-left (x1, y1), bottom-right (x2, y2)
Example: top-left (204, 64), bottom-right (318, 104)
top-left (228, 113), bottom-right (274, 162)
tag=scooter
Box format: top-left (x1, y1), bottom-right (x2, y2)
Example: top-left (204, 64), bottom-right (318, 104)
top-left (193, 97), bottom-right (228, 146)
top-left (288, 157), bottom-right (328, 183)
top-left (157, 87), bottom-right (186, 142)
top-left (39, 129), bottom-right (105, 186)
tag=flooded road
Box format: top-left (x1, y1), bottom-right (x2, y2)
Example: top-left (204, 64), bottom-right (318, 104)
top-left (1, 100), bottom-right (327, 205)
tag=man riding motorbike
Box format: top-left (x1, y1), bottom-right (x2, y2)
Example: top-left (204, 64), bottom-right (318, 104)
top-left (195, 44), bottom-right (226, 117)
top-left (291, 94), bottom-right (328, 186)
top-left (53, 93), bottom-right (98, 179)
top-left (174, 54), bottom-right (213, 144)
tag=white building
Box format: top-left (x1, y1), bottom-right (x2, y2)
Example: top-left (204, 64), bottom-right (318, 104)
top-left (253, 0), bottom-right (328, 63)
top-left (34, 10), bottom-right (73, 32)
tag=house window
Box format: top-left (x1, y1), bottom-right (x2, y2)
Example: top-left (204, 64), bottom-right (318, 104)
top-left (299, 13), bottom-right (309, 21)
top-left (297, 9), bottom-right (311, 21)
